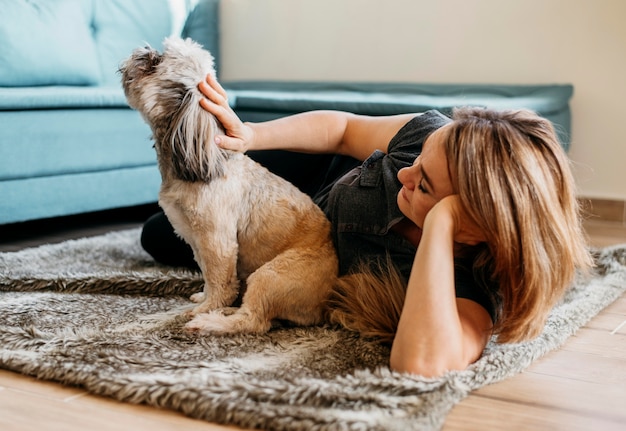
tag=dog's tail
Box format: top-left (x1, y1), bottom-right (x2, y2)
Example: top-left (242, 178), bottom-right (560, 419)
top-left (326, 256), bottom-right (405, 344)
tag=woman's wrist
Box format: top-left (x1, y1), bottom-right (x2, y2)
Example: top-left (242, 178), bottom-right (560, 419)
top-left (240, 121), bottom-right (255, 152)
top-left (422, 202), bottom-right (455, 241)
top-left (424, 196), bottom-right (486, 246)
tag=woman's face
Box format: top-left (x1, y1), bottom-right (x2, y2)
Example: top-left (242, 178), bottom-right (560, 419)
top-left (397, 126), bottom-right (455, 228)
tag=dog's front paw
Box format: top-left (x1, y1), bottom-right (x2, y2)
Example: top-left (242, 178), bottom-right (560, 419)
top-left (190, 291), bottom-right (205, 303)
top-left (183, 297), bottom-right (226, 318)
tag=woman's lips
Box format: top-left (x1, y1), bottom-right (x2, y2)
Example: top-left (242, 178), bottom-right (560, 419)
top-left (400, 186), bottom-right (410, 203)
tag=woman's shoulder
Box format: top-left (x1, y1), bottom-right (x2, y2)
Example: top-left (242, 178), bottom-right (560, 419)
top-left (388, 110), bottom-right (452, 154)
top-left (454, 253), bottom-right (501, 323)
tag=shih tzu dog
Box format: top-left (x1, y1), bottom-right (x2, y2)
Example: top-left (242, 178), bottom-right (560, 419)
top-left (120, 37), bottom-right (338, 334)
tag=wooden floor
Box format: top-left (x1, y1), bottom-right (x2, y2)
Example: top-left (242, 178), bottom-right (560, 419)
top-left (1, 207), bottom-right (625, 431)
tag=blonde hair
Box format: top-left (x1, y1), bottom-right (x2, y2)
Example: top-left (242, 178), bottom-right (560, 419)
top-left (328, 107), bottom-right (593, 344)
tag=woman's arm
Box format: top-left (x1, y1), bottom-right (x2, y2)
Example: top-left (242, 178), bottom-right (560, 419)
top-left (390, 196), bottom-right (493, 377)
top-left (198, 74), bottom-right (416, 161)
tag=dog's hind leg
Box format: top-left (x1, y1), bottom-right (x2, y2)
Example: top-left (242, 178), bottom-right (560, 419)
top-left (185, 306), bottom-right (272, 335)
top-left (243, 247), bottom-right (336, 327)
top-left (185, 247), bottom-right (336, 335)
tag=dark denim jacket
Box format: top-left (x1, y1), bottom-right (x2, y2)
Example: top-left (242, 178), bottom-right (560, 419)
top-left (315, 110), bottom-right (498, 320)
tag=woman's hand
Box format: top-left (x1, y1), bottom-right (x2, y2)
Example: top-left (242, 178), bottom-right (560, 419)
top-left (198, 74), bottom-right (254, 152)
top-left (427, 195), bottom-right (486, 246)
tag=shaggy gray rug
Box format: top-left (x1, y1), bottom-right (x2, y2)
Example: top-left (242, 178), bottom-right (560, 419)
top-left (0, 228), bottom-right (625, 431)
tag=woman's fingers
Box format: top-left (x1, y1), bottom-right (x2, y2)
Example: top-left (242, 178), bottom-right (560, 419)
top-left (205, 73), bottom-right (229, 100)
top-left (436, 196), bottom-right (487, 246)
top-left (198, 77), bottom-right (228, 107)
top-left (197, 77), bottom-right (236, 127)
top-left (198, 95), bottom-right (231, 127)
top-left (197, 74), bottom-right (251, 153)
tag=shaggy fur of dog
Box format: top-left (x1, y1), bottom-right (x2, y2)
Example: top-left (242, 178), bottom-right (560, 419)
top-left (120, 37), bottom-right (338, 334)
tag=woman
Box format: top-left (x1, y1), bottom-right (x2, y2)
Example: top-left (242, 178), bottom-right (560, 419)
top-left (141, 74), bottom-right (592, 377)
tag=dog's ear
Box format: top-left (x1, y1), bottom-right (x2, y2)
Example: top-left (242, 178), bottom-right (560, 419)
top-left (168, 88), bottom-right (227, 182)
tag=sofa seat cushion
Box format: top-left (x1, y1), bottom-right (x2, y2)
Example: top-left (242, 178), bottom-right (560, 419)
top-left (0, 87), bottom-right (128, 110)
top-left (0, 109), bottom-right (155, 181)
top-left (1, 166), bottom-right (161, 224)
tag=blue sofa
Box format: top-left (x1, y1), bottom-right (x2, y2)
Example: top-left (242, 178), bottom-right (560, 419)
top-left (0, 0), bottom-right (574, 225)
top-left (0, 0), bottom-right (221, 225)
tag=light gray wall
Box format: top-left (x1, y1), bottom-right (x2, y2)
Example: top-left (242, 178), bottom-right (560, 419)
top-left (220, 0), bottom-right (626, 200)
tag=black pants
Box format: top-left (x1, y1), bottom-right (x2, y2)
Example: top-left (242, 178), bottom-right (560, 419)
top-left (140, 150), bottom-right (358, 269)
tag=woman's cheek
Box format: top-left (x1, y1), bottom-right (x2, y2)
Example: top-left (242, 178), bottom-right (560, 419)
top-left (397, 192), bottom-right (409, 216)
top-left (398, 193), bottom-right (416, 223)
top-left (412, 198), bottom-right (435, 229)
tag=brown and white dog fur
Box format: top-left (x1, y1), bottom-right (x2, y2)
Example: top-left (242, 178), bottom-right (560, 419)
top-left (120, 37), bottom-right (338, 335)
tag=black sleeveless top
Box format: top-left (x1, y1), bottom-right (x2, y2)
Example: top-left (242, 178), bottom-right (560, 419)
top-left (314, 110), bottom-right (499, 321)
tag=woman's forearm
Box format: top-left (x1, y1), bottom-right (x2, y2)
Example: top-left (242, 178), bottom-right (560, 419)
top-left (390, 208), bottom-right (490, 377)
top-left (390, 213), bottom-right (466, 376)
top-left (247, 111), bottom-right (351, 155)
top-left (248, 111), bottom-right (417, 160)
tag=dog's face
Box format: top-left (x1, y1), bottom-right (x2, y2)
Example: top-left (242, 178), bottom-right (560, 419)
top-left (120, 37), bottom-right (225, 182)
top-left (120, 37), bottom-right (215, 123)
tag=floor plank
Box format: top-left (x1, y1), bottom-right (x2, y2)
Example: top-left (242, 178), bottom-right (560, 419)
top-left (0, 369), bottom-right (87, 402)
top-left (0, 370), bottom-right (238, 431)
top-left (444, 394), bottom-right (625, 431)
top-left (471, 371), bottom-right (626, 424)
top-left (527, 348), bottom-right (626, 386)
top-left (0, 387), bottom-right (237, 431)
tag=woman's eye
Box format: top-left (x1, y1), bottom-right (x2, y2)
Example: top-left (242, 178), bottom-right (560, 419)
top-left (418, 180), bottom-right (428, 193)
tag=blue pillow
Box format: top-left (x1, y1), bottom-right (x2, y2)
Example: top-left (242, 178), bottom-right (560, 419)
top-left (182, 0), bottom-right (220, 74)
top-left (0, 0), bottom-right (101, 86)
top-left (92, 0), bottom-right (174, 86)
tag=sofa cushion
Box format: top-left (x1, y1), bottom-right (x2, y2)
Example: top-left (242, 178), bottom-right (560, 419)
top-left (224, 81), bottom-right (574, 148)
top-left (93, 0), bottom-right (176, 86)
top-left (0, 0), bottom-right (101, 86)
top-left (225, 82), bottom-right (573, 115)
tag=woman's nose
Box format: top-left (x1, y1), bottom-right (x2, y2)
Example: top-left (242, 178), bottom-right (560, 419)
top-left (398, 166), bottom-right (414, 188)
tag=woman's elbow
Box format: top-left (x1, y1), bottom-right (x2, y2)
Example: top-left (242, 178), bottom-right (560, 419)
top-left (389, 348), bottom-right (479, 378)
top-left (389, 356), bottom-right (463, 378)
